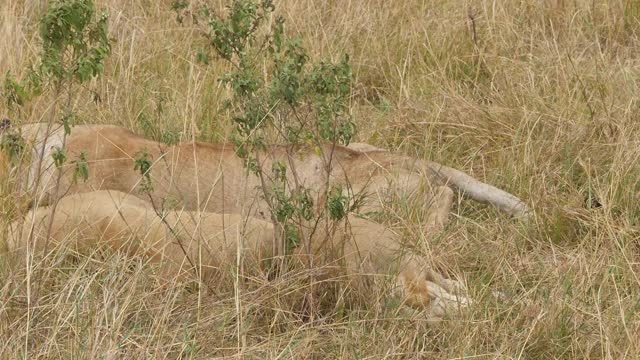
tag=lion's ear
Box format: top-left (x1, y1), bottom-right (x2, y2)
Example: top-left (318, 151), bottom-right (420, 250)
top-left (0, 118), bottom-right (10, 131)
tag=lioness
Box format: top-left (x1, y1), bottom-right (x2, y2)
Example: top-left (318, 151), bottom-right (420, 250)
top-left (7, 190), bottom-right (470, 319)
top-left (1, 121), bottom-right (529, 223)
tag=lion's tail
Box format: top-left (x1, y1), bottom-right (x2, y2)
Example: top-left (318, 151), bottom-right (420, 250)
top-left (424, 161), bottom-right (530, 219)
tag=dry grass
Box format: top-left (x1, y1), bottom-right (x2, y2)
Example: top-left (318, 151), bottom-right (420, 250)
top-left (2, 0), bottom-right (640, 358)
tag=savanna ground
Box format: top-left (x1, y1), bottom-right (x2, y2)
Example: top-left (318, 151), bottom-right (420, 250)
top-left (1, 0), bottom-right (640, 358)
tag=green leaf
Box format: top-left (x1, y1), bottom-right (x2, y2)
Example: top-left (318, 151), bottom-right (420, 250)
top-left (51, 146), bottom-right (67, 168)
top-left (134, 148), bottom-right (154, 193)
top-left (1, 130), bottom-right (25, 163)
top-left (71, 151), bottom-right (89, 184)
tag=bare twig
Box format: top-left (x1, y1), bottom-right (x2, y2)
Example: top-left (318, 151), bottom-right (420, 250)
top-left (467, 7), bottom-right (479, 47)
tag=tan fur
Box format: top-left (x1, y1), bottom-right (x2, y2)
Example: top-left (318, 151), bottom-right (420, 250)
top-left (1, 122), bottom-right (527, 318)
top-left (7, 190), bottom-right (470, 319)
top-left (4, 123), bottom-right (528, 219)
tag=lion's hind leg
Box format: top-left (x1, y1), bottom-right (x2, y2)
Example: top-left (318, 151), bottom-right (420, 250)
top-left (425, 185), bottom-right (454, 233)
top-left (395, 258), bottom-right (471, 320)
top-left (425, 280), bottom-right (471, 319)
top-left (423, 264), bottom-right (469, 297)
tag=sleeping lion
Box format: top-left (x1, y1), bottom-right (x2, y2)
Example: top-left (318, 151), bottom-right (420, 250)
top-left (6, 190), bottom-right (470, 320)
top-left (2, 121), bottom-right (529, 223)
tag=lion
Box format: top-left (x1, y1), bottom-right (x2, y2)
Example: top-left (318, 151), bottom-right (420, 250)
top-left (0, 120), bottom-right (525, 318)
top-left (6, 190), bottom-right (470, 320)
top-left (1, 121), bottom-right (529, 223)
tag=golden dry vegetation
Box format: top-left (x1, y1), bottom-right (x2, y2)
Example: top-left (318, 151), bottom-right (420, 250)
top-left (1, 0), bottom-right (640, 358)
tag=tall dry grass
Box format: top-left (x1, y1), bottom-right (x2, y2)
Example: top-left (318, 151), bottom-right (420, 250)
top-left (1, 0), bottom-right (640, 358)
